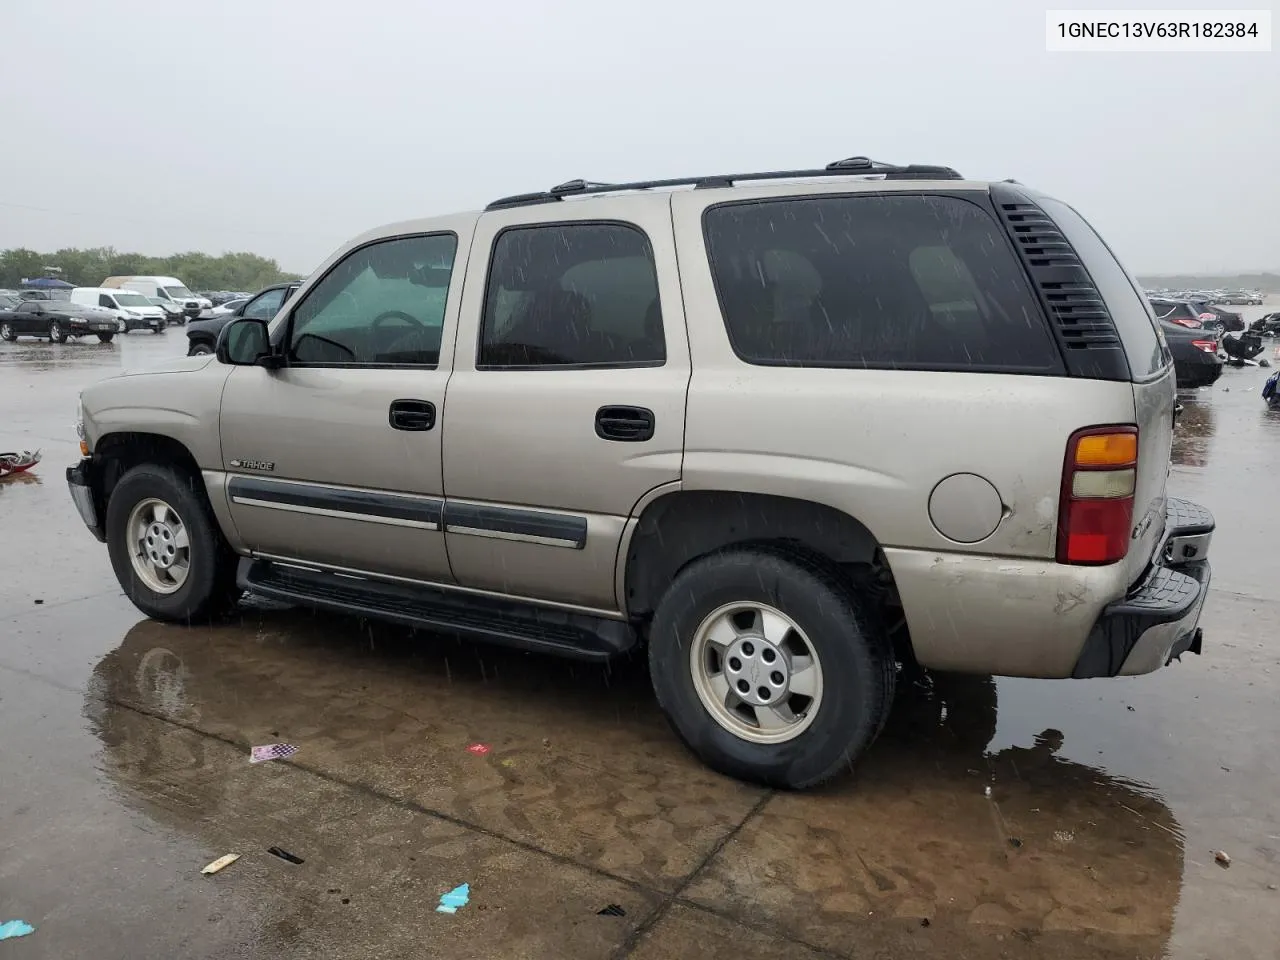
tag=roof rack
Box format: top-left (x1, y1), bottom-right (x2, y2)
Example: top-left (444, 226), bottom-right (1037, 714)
top-left (484, 156), bottom-right (964, 211)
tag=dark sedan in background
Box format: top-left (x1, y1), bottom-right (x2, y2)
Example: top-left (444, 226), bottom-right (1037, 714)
top-left (186, 281), bottom-right (300, 355)
top-left (1161, 317), bottom-right (1221, 388)
top-left (1193, 303), bottom-right (1244, 333)
top-left (1, 297), bottom-right (121, 343)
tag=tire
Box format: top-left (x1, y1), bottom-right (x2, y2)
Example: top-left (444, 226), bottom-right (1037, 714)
top-left (97, 333), bottom-right (115, 343)
top-left (105, 463), bottom-right (241, 622)
top-left (648, 547), bottom-right (895, 789)
top-left (0, 321), bottom-right (14, 341)
top-left (48, 320), bottom-right (67, 343)
top-left (190, 341), bottom-right (213, 355)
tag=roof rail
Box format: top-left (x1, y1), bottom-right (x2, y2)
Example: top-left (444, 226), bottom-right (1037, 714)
top-left (484, 156), bottom-right (964, 211)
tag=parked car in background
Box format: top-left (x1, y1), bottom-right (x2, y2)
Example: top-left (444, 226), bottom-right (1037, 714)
top-left (185, 281), bottom-right (299, 355)
top-left (209, 298), bottom-right (248, 318)
top-left (144, 297), bottom-right (187, 324)
top-left (1198, 304), bottom-right (1244, 333)
top-left (1, 298), bottom-right (121, 343)
top-left (102, 276), bottom-right (210, 321)
top-left (1249, 312), bottom-right (1280, 337)
top-left (1159, 318), bottom-right (1221, 388)
top-left (71, 287), bottom-right (166, 333)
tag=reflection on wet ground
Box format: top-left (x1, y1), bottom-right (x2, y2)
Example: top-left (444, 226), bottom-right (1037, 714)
top-left (72, 608), bottom-right (1186, 957)
top-left (2, 321), bottom-right (1280, 959)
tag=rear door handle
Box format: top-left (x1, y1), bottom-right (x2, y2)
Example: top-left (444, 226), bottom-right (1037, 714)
top-left (595, 405), bottom-right (655, 442)
top-left (389, 399), bottom-right (436, 431)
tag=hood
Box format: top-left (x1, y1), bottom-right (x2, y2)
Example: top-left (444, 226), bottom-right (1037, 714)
top-left (116, 354), bottom-right (217, 377)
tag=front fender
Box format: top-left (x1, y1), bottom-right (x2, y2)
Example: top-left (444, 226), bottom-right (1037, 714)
top-left (82, 362), bottom-right (233, 470)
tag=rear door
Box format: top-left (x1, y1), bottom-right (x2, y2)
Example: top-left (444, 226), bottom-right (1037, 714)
top-left (1037, 198), bottom-right (1175, 584)
top-left (440, 194), bottom-right (690, 611)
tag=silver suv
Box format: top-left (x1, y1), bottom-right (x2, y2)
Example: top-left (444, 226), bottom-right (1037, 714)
top-left (67, 157), bottom-right (1214, 788)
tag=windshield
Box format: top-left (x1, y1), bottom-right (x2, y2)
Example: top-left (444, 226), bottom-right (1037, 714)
top-left (163, 285), bottom-right (194, 299)
top-left (114, 292), bottom-right (152, 307)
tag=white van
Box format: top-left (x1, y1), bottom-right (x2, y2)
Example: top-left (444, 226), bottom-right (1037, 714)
top-left (71, 287), bottom-right (167, 333)
top-left (101, 276), bottom-right (211, 320)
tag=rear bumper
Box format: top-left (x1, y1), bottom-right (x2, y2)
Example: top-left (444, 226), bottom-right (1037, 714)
top-left (66, 459), bottom-right (106, 542)
top-left (1174, 356), bottom-right (1222, 387)
top-left (1071, 497), bottom-right (1214, 678)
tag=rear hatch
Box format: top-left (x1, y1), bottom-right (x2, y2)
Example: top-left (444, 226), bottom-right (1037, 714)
top-left (998, 190), bottom-right (1175, 587)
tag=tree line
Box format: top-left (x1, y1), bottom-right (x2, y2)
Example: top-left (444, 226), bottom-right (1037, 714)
top-left (0, 247), bottom-right (303, 293)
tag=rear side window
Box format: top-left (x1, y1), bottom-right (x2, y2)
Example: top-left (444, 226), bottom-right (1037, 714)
top-left (702, 194), bottom-right (1060, 371)
top-left (479, 222), bottom-right (665, 368)
top-left (1151, 301), bottom-right (1196, 322)
top-left (1037, 199), bottom-right (1168, 379)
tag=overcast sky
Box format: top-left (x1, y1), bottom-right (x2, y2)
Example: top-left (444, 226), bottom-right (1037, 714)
top-left (2, 0), bottom-right (1276, 275)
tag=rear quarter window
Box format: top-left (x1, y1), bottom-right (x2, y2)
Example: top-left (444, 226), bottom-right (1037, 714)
top-left (702, 194), bottom-right (1062, 372)
top-left (1036, 199), bottom-right (1169, 380)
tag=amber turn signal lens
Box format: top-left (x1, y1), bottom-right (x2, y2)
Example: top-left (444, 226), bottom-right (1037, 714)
top-left (79, 440), bottom-right (89, 456)
top-left (1074, 432), bottom-right (1137, 467)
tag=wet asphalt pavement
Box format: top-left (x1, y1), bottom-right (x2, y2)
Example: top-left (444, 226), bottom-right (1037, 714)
top-left (2, 317), bottom-right (1279, 959)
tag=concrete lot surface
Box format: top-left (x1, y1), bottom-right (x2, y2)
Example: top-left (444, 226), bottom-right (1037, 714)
top-left (2, 315), bottom-right (1278, 959)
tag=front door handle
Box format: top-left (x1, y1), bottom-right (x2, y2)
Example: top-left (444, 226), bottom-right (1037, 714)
top-left (389, 399), bottom-right (436, 431)
top-left (595, 405), bottom-right (655, 442)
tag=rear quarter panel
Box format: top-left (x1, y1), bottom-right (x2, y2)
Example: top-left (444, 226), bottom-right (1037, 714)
top-left (669, 184), bottom-right (1148, 677)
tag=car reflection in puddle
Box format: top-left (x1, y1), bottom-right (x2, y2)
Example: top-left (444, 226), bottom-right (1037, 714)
top-left (83, 609), bottom-right (1182, 958)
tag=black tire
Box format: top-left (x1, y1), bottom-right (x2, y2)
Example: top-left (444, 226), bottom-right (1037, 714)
top-left (0, 321), bottom-right (15, 341)
top-left (190, 341), bottom-right (213, 355)
top-left (97, 333), bottom-right (115, 343)
top-left (105, 463), bottom-right (241, 622)
top-left (648, 547), bottom-right (895, 789)
top-left (48, 320), bottom-right (67, 343)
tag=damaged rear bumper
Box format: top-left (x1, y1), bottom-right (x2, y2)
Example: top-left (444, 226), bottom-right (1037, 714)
top-left (1071, 497), bottom-right (1214, 678)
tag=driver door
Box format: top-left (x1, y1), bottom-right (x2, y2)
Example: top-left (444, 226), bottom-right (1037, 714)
top-left (218, 225), bottom-right (472, 583)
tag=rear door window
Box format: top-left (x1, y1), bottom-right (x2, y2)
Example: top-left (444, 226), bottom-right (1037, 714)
top-left (702, 194), bottom-right (1061, 372)
top-left (1037, 199), bottom-right (1168, 379)
top-left (479, 222), bottom-right (665, 368)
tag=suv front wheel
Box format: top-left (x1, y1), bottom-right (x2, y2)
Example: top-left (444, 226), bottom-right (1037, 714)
top-left (105, 463), bottom-right (241, 622)
top-left (648, 548), bottom-right (895, 789)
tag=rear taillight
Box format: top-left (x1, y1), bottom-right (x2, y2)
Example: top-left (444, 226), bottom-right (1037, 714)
top-left (1191, 339), bottom-right (1218, 354)
top-left (1171, 317), bottom-right (1202, 328)
top-left (1058, 426), bottom-right (1138, 566)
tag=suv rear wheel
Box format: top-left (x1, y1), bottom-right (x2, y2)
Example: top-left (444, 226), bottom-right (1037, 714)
top-left (648, 547), bottom-right (894, 789)
top-left (105, 463), bottom-right (241, 622)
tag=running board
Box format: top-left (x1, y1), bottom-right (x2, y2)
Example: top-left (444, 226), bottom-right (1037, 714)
top-left (239, 559), bottom-right (635, 662)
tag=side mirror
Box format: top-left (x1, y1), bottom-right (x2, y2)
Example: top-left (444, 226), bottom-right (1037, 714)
top-left (217, 318), bottom-right (278, 367)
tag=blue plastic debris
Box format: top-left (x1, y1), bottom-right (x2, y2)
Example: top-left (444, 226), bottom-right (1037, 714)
top-left (436, 883), bottom-right (470, 914)
top-left (0, 920), bottom-right (35, 941)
